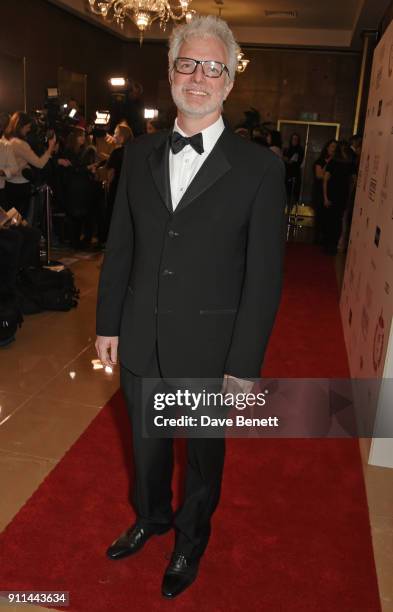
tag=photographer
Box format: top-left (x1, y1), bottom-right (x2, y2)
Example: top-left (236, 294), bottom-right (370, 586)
top-left (3, 112), bottom-right (56, 217)
top-left (61, 127), bottom-right (100, 249)
top-left (104, 123), bottom-right (133, 237)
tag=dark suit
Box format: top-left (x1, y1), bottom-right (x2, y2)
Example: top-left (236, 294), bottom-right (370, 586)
top-left (96, 125), bottom-right (286, 559)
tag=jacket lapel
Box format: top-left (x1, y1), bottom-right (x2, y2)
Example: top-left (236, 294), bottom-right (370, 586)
top-left (148, 135), bottom-right (173, 214)
top-left (174, 130), bottom-right (232, 214)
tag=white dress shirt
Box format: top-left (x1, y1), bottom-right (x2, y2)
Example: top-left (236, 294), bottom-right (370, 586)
top-left (169, 115), bottom-right (225, 210)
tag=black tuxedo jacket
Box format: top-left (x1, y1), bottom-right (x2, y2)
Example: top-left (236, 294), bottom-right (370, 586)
top-left (96, 126), bottom-right (286, 379)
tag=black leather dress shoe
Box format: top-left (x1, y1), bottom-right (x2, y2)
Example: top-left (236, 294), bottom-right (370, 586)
top-left (161, 552), bottom-right (200, 599)
top-left (106, 524), bottom-right (171, 560)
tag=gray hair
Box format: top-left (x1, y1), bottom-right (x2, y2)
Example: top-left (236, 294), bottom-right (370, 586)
top-left (168, 15), bottom-right (239, 82)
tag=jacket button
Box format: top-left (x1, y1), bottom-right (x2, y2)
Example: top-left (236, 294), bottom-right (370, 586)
top-left (168, 230), bottom-right (179, 238)
top-left (162, 269), bottom-right (174, 276)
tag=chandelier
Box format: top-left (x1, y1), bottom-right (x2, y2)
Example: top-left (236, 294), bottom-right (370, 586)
top-left (88, 0), bottom-right (195, 43)
top-left (236, 51), bottom-right (250, 73)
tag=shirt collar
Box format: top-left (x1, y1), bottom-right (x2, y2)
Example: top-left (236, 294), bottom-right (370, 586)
top-left (173, 115), bottom-right (225, 155)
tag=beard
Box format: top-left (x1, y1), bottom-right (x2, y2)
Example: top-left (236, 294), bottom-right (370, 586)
top-left (171, 82), bottom-right (226, 118)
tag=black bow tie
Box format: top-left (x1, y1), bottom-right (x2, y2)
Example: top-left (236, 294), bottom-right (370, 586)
top-left (170, 131), bottom-right (204, 155)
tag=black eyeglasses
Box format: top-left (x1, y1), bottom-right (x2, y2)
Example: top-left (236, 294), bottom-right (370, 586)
top-left (174, 57), bottom-right (229, 78)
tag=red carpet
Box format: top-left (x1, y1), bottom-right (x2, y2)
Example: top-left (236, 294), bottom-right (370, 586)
top-left (0, 244), bottom-right (381, 611)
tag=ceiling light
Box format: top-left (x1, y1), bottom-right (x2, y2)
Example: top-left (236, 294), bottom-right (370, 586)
top-left (237, 51), bottom-right (250, 74)
top-left (89, 0), bottom-right (195, 44)
top-left (110, 77), bottom-right (126, 87)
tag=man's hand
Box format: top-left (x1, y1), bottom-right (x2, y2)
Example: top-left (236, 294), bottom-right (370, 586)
top-left (222, 374), bottom-right (254, 396)
top-left (57, 158), bottom-right (72, 167)
top-left (95, 335), bottom-right (118, 367)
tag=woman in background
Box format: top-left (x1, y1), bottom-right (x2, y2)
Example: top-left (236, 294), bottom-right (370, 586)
top-left (312, 140), bottom-right (337, 244)
top-left (4, 112), bottom-right (56, 217)
top-left (62, 127), bottom-right (98, 249)
top-left (267, 130), bottom-right (283, 159)
top-left (104, 124), bottom-right (133, 239)
top-left (322, 141), bottom-right (357, 255)
top-left (283, 132), bottom-right (305, 205)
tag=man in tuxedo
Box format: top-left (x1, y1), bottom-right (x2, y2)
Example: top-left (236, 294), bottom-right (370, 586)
top-left (96, 15), bottom-right (286, 599)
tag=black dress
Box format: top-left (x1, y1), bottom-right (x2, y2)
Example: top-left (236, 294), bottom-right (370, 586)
top-left (62, 146), bottom-right (98, 248)
top-left (312, 155), bottom-right (329, 244)
top-left (322, 158), bottom-right (356, 253)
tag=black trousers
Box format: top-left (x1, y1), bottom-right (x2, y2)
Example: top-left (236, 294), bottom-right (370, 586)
top-left (321, 202), bottom-right (345, 252)
top-left (120, 349), bottom-right (226, 561)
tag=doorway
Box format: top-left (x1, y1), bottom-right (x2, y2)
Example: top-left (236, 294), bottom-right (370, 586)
top-left (278, 120), bottom-right (340, 240)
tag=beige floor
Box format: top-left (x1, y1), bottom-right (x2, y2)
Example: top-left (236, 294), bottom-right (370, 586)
top-left (0, 248), bottom-right (392, 611)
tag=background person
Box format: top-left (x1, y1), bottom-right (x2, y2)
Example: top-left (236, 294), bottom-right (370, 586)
top-left (322, 141), bottom-right (357, 255)
top-left (62, 127), bottom-right (99, 249)
top-left (312, 139), bottom-right (337, 244)
top-left (104, 123), bottom-right (133, 238)
top-left (267, 130), bottom-right (283, 158)
top-left (283, 132), bottom-right (304, 205)
top-left (3, 112), bottom-right (56, 217)
top-left (0, 135), bottom-right (19, 207)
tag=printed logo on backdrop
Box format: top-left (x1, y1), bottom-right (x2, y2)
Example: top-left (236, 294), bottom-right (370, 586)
top-left (376, 67), bottom-right (383, 89)
top-left (373, 311), bottom-right (385, 373)
top-left (374, 226), bottom-right (381, 247)
top-left (381, 163), bottom-right (389, 205)
top-left (385, 282), bottom-right (390, 296)
top-left (369, 178), bottom-right (377, 202)
top-left (387, 246), bottom-right (393, 261)
top-left (361, 284), bottom-right (373, 341)
top-left (389, 43), bottom-right (393, 77)
top-left (370, 259), bottom-right (377, 272)
top-left (361, 307), bottom-right (369, 341)
top-left (377, 100), bottom-right (383, 116)
top-left (360, 355), bottom-right (364, 371)
top-left (348, 308), bottom-right (353, 326)
top-left (363, 154), bottom-right (370, 191)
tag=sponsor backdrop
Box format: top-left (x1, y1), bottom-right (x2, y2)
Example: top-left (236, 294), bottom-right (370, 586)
top-left (340, 20), bottom-right (393, 467)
